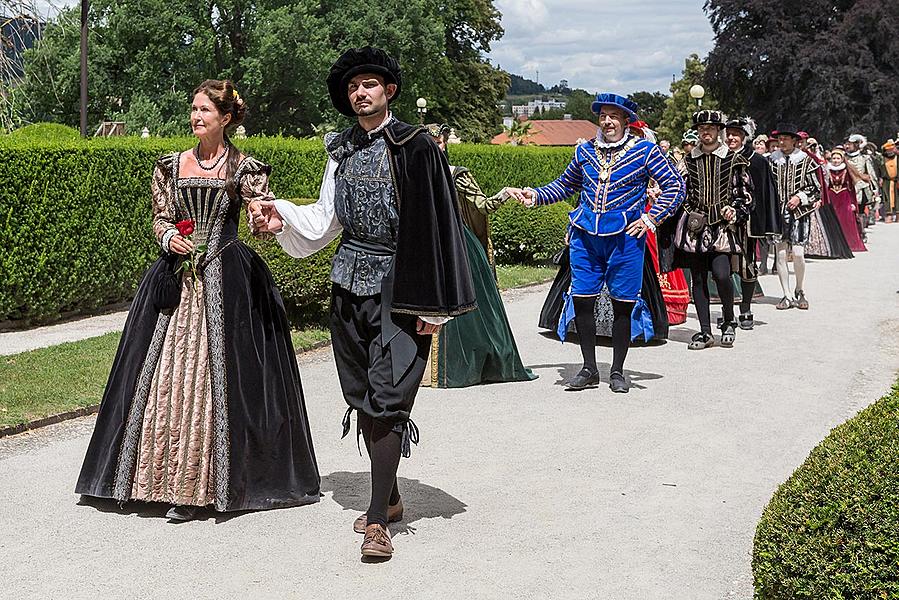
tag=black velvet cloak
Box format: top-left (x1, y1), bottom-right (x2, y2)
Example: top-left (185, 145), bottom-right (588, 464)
top-left (330, 120), bottom-right (477, 318)
top-left (741, 144), bottom-right (783, 237)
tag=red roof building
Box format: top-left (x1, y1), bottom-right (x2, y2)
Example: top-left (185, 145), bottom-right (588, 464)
top-left (492, 119), bottom-right (598, 146)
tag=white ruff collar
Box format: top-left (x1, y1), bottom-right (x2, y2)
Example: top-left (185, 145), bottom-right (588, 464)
top-left (771, 148), bottom-right (808, 165)
top-left (366, 112), bottom-right (394, 138)
top-left (828, 163), bottom-right (847, 171)
top-left (595, 132), bottom-right (631, 149)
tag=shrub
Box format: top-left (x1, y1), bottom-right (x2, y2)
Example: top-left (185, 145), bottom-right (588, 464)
top-left (0, 137), bottom-right (572, 323)
top-left (489, 201), bottom-right (571, 264)
top-left (753, 387), bottom-right (899, 598)
top-left (5, 123), bottom-right (81, 142)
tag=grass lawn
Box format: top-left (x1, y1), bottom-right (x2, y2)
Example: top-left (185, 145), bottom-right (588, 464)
top-left (0, 327), bottom-right (332, 429)
top-left (0, 264), bottom-right (555, 429)
top-left (0, 332), bottom-right (121, 428)
top-left (496, 263), bottom-right (557, 289)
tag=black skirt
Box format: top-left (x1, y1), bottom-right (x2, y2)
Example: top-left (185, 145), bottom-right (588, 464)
top-left (76, 242), bottom-right (321, 512)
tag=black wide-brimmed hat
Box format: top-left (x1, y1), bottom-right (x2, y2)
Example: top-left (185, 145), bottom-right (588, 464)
top-left (327, 47), bottom-right (403, 117)
top-left (692, 109), bottom-right (727, 128)
top-left (775, 123), bottom-right (801, 139)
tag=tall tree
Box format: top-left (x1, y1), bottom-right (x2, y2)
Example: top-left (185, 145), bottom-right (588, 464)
top-left (657, 54), bottom-right (718, 143)
top-left (17, 0), bottom-right (507, 140)
top-left (704, 0), bottom-right (899, 144)
top-left (627, 91), bottom-right (668, 130)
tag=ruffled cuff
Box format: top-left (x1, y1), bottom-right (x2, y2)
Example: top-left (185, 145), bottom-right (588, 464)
top-left (161, 228), bottom-right (177, 253)
top-left (641, 214), bottom-right (657, 232)
top-left (420, 315), bottom-right (452, 325)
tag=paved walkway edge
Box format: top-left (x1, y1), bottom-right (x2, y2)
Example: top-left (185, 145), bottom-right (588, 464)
top-left (0, 405), bottom-right (100, 439)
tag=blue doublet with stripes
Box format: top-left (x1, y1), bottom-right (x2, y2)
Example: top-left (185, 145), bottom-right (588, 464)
top-left (532, 134), bottom-right (684, 232)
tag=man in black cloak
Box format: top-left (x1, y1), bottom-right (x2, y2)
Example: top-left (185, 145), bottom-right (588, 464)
top-left (724, 117), bottom-right (782, 329)
top-left (252, 47), bottom-right (476, 559)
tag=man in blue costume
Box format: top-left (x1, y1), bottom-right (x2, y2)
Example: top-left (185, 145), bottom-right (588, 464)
top-left (505, 94), bottom-right (685, 393)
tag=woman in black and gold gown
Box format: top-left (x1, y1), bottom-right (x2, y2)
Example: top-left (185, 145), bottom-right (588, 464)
top-left (76, 80), bottom-right (320, 520)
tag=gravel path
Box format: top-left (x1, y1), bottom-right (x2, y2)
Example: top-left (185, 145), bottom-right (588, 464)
top-left (2, 226), bottom-right (898, 599)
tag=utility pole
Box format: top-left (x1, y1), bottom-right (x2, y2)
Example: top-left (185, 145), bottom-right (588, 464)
top-left (80, 0), bottom-right (88, 137)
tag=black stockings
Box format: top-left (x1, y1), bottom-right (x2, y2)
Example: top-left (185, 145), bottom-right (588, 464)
top-left (572, 295), bottom-right (634, 375)
top-left (689, 253), bottom-right (734, 334)
top-left (358, 412), bottom-right (401, 528)
top-left (739, 279), bottom-right (756, 315)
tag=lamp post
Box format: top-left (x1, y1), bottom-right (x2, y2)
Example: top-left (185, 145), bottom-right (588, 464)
top-left (80, 0), bottom-right (89, 137)
top-left (416, 97), bottom-right (427, 125)
top-left (689, 84), bottom-right (705, 108)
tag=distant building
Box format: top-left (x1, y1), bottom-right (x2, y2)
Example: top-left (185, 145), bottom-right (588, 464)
top-left (511, 98), bottom-right (567, 118)
top-left (1, 14), bottom-right (44, 81)
top-left (492, 119), bottom-right (598, 147)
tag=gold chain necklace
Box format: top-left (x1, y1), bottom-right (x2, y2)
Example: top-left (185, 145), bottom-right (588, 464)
top-left (593, 137), bottom-right (635, 182)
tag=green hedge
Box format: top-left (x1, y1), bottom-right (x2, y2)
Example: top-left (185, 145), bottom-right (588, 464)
top-left (0, 135), bottom-right (572, 324)
top-left (753, 387), bottom-right (899, 598)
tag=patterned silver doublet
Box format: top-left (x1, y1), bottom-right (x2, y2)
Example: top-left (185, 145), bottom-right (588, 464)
top-left (330, 135), bottom-right (399, 296)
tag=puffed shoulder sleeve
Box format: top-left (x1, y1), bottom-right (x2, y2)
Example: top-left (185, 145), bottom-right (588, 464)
top-left (151, 153), bottom-right (178, 252)
top-left (238, 157), bottom-right (276, 240)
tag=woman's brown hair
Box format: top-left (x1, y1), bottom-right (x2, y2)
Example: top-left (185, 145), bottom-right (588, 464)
top-left (193, 79), bottom-right (247, 200)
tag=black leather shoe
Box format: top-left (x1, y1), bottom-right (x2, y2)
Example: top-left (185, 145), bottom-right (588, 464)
top-left (166, 505), bottom-right (199, 521)
top-left (566, 367), bottom-right (599, 390)
top-left (609, 371), bottom-right (628, 393)
top-left (738, 312), bottom-right (754, 330)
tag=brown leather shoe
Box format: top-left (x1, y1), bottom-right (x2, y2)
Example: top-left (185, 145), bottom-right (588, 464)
top-left (353, 498), bottom-right (404, 534)
top-left (361, 523), bottom-right (393, 557)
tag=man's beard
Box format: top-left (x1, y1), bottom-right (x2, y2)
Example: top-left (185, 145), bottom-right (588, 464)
top-left (354, 103), bottom-right (381, 116)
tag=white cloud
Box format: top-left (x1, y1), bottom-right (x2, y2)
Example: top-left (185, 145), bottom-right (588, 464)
top-left (489, 0), bottom-right (714, 94)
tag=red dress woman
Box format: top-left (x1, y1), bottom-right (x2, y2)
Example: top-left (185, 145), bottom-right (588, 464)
top-left (827, 149), bottom-right (867, 252)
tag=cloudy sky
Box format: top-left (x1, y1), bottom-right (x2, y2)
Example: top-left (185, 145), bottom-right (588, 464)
top-left (28, 0), bottom-right (715, 95)
top-left (489, 0), bottom-right (715, 94)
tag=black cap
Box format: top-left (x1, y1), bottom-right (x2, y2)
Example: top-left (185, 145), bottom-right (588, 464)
top-left (692, 109), bottom-right (727, 128)
top-left (327, 47), bottom-right (402, 117)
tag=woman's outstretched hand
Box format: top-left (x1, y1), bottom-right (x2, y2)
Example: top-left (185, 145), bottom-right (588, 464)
top-left (248, 200), bottom-right (284, 233)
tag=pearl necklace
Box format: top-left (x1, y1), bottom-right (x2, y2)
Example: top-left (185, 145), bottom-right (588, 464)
top-left (193, 143), bottom-right (229, 172)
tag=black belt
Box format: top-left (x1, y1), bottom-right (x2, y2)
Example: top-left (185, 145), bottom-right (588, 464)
top-left (340, 233), bottom-right (395, 256)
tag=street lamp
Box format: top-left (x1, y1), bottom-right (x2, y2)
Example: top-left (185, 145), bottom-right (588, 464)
top-left (689, 84), bottom-right (705, 108)
top-left (416, 97), bottom-right (427, 125)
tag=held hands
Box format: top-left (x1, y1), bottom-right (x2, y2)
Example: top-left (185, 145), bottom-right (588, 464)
top-left (248, 200), bottom-right (284, 233)
top-left (503, 187), bottom-right (536, 207)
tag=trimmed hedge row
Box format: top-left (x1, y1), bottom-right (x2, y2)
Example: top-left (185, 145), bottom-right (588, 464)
top-left (753, 387), bottom-right (899, 598)
top-left (0, 135), bottom-right (573, 324)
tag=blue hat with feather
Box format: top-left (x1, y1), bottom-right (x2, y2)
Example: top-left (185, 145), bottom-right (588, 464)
top-left (591, 93), bottom-right (639, 122)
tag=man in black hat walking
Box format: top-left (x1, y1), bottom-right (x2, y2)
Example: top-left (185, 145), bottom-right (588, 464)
top-left (252, 46), bottom-right (475, 559)
top-left (768, 123), bottom-right (821, 310)
top-left (724, 117), bottom-right (782, 329)
top-left (672, 110), bottom-right (752, 349)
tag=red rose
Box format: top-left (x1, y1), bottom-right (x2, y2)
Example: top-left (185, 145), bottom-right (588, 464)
top-left (175, 219), bottom-right (194, 237)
